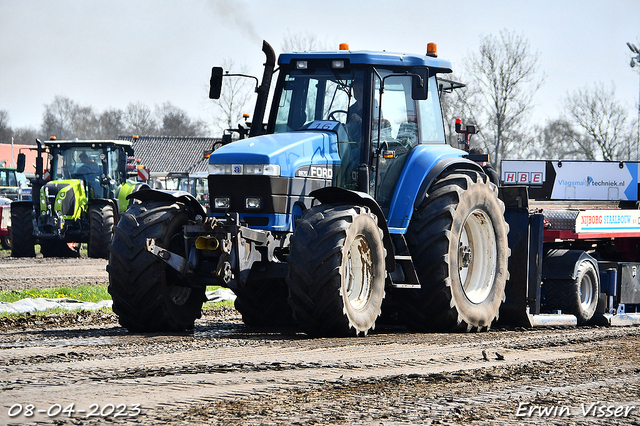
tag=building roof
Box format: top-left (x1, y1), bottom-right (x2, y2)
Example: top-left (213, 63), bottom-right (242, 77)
top-left (118, 135), bottom-right (221, 174)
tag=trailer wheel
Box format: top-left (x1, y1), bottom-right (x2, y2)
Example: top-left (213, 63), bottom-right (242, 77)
top-left (108, 200), bottom-right (206, 332)
top-left (544, 261), bottom-right (599, 325)
top-left (234, 279), bottom-right (294, 327)
top-left (401, 169), bottom-right (509, 331)
top-left (10, 203), bottom-right (35, 257)
top-left (88, 203), bottom-right (115, 259)
top-left (287, 204), bottom-right (386, 337)
top-left (1, 234), bottom-right (10, 250)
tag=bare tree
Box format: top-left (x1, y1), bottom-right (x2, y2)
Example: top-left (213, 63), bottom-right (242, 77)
top-left (209, 59), bottom-right (255, 136)
top-left (465, 30), bottom-right (544, 168)
top-left (0, 110), bottom-right (13, 144)
top-left (156, 102), bottom-right (207, 137)
top-left (98, 108), bottom-right (125, 139)
top-left (124, 102), bottom-right (158, 136)
top-left (439, 77), bottom-right (482, 148)
top-left (42, 96), bottom-right (98, 139)
top-left (281, 30), bottom-right (328, 52)
top-left (12, 126), bottom-right (40, 145)
top-left (527, 119), bottom-right (592, 160)
top-left (565, 83), bottom-right (630, 161)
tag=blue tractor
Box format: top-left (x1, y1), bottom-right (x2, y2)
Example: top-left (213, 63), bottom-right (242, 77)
top-left (108, 41), bottom-right (509, 336)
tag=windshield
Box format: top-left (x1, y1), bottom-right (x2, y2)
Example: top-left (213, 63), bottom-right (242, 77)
top-left (0, 169), bottom-right (17, 187)
top-left (50, 147), bottom-right (103, 180)
top-left (272, 67), bottom-right (365, 143)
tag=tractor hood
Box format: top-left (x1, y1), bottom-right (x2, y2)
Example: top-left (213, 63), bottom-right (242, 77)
top-left (40, 179), bottom-right (88, 220)
top-left (208, 131), bottom-right (341, 178)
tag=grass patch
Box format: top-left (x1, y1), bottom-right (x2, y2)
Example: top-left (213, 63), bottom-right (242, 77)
top-left (0, 285), bottom-right (111, 303)
top-left (0, 284), bottom-right (233, 307)
top-left (0, 307), bottom-right (114, 319)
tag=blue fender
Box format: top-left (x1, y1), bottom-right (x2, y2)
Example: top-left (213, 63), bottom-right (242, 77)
top-left (385, 144), bottom-right (483, 232)
top-left (311, 186), bottom-right (395, 272)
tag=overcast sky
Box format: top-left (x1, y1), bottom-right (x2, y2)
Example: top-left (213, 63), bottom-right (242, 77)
top-left (1, 0), bottom-right (639, 133)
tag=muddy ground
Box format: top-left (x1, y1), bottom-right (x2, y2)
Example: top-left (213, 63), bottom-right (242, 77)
top-left (1, 255), bottom-right (640, 425)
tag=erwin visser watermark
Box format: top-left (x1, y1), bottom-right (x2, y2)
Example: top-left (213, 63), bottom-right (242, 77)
top-left (516, 402), bottom-right (636, 418)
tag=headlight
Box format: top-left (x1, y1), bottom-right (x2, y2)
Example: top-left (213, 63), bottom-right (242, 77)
top-left (245, 197), bottom-right (262, 210)
top-left (214, 197), bottom-right (231, 209)
top-left (209, 164), bottom-right (233, 175)
top-left (244, 164), bottom-right (280, 176)
top-left (209, 164), bottom-right (280, 176)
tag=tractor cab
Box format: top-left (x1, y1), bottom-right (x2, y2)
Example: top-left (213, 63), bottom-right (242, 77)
top-left (46, 139), bottom-right (133, 199)
top-left (267, 52), bottom-right (448, 207)
top-left (208, 44), bottom-right (459, 231)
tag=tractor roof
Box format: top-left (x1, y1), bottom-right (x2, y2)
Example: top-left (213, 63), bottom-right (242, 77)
top-left (44, 139), bottom-right (133, 148)
top-left (278, 50), bottom-right (453, 74)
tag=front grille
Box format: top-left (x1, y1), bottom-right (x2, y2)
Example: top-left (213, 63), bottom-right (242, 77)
top-left (208, 175), bottom-right (288, 214)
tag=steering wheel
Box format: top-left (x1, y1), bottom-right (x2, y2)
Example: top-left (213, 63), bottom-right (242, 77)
top-left (328, 110), bottom-right (348, 121)
top-left (76, 165), bottom-right (94, 175)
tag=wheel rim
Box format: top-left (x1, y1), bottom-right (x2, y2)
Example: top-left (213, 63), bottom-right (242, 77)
top-left (170, 287), bottom-right (192, 306)
top-left (458, 209), bottom-right (497, 304)
top-left (345, 235), bottom-right (373, 311)
top-left (579, 272), bottom-right (594, 310)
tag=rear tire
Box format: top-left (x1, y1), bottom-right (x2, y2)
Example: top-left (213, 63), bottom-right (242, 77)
top-left (10, 202), bottom-right (35, 257)
top-left (400, 170), bottom-right (509, 331)
top-left (108, 200), bottom-right (206, 332)
top-left (543, 260), bottom-right (599, 325)
top-left (88, 203), bottom-right (115, 259)
top-left (286, 204), bottom-right (386, 337)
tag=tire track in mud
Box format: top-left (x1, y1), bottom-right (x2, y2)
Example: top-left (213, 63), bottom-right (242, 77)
top-left (4, 326), bottom-right (636, 424)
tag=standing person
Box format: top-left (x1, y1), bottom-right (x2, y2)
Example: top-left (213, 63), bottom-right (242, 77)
top-left (469, 146), bottom-right (500, 186)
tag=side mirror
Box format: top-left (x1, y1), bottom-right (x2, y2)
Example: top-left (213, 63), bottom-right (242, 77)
top-left (209, 67), bottom-right (224, 99)
top-left (16, 153), bottom-right (25, 173)
top-left (411, 66), bottom-right (429, 100)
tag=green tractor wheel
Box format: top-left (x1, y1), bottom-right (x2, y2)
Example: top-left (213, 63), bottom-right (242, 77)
top-left (88, 203), bottom-right (115, 259)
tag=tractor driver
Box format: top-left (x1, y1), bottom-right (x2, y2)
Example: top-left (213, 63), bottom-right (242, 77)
top-left (346, 81), bottom-right (365, 142)
top-left (78, 152), bottom-right (100, 174)
top-left (338, 80), bottom-right (367, 189)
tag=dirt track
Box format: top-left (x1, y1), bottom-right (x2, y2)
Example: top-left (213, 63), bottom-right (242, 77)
top-left (1, 256), bottom-right (640, 425)
top-left (0, 255), bottom-right (108, 291)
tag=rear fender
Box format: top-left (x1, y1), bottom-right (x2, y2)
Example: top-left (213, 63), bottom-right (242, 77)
top-left (310, 187), bottom-right (395, 272)
top-left (385, 144), bottom-right (483, 231)
top-left (542, 249), bottom-right (599, 281)
top-left (117, 181), bottom-right (151, 212)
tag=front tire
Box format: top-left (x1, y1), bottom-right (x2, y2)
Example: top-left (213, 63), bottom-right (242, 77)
top-left (108, 200), bottom-right (206, 332)
top-left (287, 204), bottom-right (386, 337)
top-left (10, 203), bottom-right (35, 257)
top-left (401, 170), bottom-right (509, 331)
top-left (88, 203), bottom-right (115, 259)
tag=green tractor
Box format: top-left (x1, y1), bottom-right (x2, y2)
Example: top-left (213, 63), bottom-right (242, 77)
top-left (11, 138), bottom-right (149, 258)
